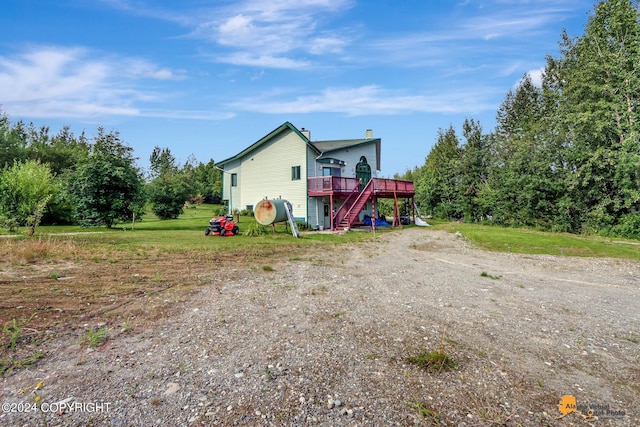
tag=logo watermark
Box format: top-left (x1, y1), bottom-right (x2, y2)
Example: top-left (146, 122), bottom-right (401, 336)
top-left (556, 395), bottom-right (626, 422)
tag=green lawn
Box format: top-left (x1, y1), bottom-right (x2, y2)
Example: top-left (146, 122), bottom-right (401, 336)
top-left (3, 205), bottom-right (639, 260)
top-left (27, 204), bottom-right (375, 253)
top-left (432, 221), bottom-right (640, 260)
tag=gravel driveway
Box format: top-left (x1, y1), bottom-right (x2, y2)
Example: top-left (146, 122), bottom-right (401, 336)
top-left (1, 228), bottom-right (638, 426)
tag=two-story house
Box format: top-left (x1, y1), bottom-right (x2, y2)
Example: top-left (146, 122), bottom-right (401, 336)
top-left (215, 122), bottom-right (414, 230)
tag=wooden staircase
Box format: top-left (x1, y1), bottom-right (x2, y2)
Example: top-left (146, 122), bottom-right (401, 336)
top-left (336, 179), bottom-right (374, 229)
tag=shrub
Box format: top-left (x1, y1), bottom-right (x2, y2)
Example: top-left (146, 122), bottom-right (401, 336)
top-left (246, 222), bottom-right (268, 236)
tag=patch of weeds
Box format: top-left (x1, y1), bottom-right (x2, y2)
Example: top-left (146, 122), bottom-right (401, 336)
top-left (331, 312), bottom-right (342, 318)
top-left (48, 271), bottom-right (62, 280)
top-left (0, 351), bottom-right (44, 376)
top-left (407, 397), bottom-right (442, 426)
top-left (475, 402), bottom-right (514, 426)
top-left (216, 310), bottom-right (226, 324)
top-left (517, 284), bottom-right (525, 289)
top-left (128, 381), bottom-right (139, 398)
top-left (264, 365), bottom-right (275, 381)
top-left (246, 222), bottom-right (268, 236)
top-left (121, 321), bottom-right (133, 333)
top-left (2, 314), bottom-right (36, 349)
top-left (563, 307), bottom-right (584, 315)
top-left (309, 285), bottom-right (328, 295)
top-left (365, 353), bottom-right (380, 360)
top-left (624, 336), bottom-right (638, 344)
top-left (406, 349), bottom-right (457, 373)
top-left (82, 326), bottom-right (109, 349)
top-left (480, 271), bottom-right (502, 280)
top-left (262, 265), bottom-right (274, 272)
top-left (443, 337), bottom-right (460, 346)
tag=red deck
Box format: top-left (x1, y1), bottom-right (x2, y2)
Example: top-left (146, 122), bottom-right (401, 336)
top-left (308, 177), bottom-right (414, 198)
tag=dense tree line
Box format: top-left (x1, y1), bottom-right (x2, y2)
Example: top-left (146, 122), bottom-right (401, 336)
top-left (407, 0), bottom-right (640, 239)
top-left (0, 112), bottom-right (222, 231)
top-left (3, 0), bottom-right (637, 238)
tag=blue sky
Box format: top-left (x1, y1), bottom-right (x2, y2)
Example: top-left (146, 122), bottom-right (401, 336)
top-left (1, 0), bottom-right (591, 176)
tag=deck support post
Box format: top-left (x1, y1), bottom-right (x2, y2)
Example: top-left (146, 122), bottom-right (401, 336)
top-left (371, 197), bottom-right (377, 233)
top-left (330, 194), bottom-right (334, 231)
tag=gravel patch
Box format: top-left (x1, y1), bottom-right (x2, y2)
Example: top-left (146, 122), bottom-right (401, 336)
top-left (1, 228), bottom-right (638, 426)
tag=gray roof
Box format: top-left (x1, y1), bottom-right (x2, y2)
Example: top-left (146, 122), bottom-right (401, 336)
top-left (313, 139), bottom-right (371, 152)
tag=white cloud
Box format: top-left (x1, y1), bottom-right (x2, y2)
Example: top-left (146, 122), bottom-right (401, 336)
top-left (522, 67), bottom-right (545, 87)
top-left (229, 85), bottom-right (497, 116)
top-left (213, 52), bottom-right (310, 69)
top-left (142, 109), bottom-right (236, 120)
top-left (0, 46), bottom-right (190, 119)
top-left (366, 4), bottom-right (578, 71)
top-left (190, 0), bottom-right (354, 68)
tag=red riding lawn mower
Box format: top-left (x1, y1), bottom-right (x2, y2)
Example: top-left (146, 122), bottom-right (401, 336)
top-left (205, 215), bottom-right (239, 236)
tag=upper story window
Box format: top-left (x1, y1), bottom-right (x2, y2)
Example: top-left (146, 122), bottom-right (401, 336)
top-left (291, 165), bottom-right (301, 180)
top-left (231, 173), bottom-right (237, 187)
top-left (322, 167), bottom-right (341, 177)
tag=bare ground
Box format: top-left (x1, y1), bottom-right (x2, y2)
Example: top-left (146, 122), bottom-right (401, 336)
top-left (1, 228), bottom-right (639, 426)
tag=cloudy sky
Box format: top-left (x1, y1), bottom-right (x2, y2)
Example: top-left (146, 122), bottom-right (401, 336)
top-left (1, 0), bottom-right (591, 176)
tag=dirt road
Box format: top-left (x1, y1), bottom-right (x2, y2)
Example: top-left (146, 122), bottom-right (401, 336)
top-left (1, 228), bottom-right (638, 426)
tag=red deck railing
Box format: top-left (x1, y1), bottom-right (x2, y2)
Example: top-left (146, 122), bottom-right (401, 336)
top-left (308, 177), bottom-right (414, 197)
top-left (370, 178), bottom-right (414, 195)
top-left (308, 177), bottom-right (360, 195)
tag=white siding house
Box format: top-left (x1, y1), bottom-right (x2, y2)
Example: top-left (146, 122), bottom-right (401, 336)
top-left (216, 122), bottom-right (412, 230)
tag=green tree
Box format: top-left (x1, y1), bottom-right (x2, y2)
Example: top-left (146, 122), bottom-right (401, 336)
top-left (488, 74), bottom-right (568, 229)
top-left (70, 128), bottom-right (145, 228)
top-left (549, 0), bottom-right (640, 233)
top-left (147, 172), bottom-right (189, 219)
top-left (0, 160), bottom-right (57, 234)
top-left (416, 126), bottom-right (463, 219)
top-left (147, 147), bottom-right (189, 219)
top-left (457, 118), bottom-right (491, 222)
top-left (0, 112), bottom-right (28, 168)
top-left (25, 126), bottom-right (91, 225)
top-left (27, 126), bottom-right (90, 175)
top-left (149, 146), bottom-right (178, 178)
top-left (191, 159), bottom-right (222, 203)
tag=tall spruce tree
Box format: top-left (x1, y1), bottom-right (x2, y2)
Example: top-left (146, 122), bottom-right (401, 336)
top-left (458, 119), bottom-right (491, 222)
top-left (415, 126), bottom-right (462, 219)
top-left (491, 74), bottom-right (567, 229)
top-left (549, 0), bottom-right (640, 234)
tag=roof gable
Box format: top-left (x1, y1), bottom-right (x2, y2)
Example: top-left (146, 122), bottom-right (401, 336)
top-left (216, 122), bottom-right (317, 166)
top-left (216, 122), bottom-right (381, 171)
